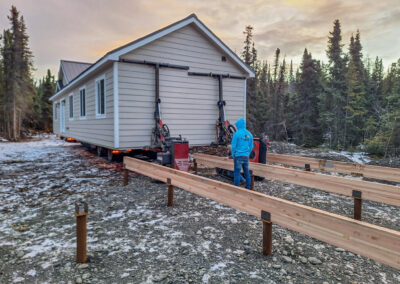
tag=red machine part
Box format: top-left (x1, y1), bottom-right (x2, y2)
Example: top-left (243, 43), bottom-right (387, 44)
top-left (249, 140), bottom-right (260, 163)
top-left (173, 143), bottom-right (190, 172)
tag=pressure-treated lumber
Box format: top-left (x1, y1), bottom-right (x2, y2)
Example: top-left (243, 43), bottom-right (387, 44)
top-left (192, 154), bottom-right (400, 207)
top-left (123, 156), bottom-right (400, 269)
top-left (267, 153), bottom-right (400, 183)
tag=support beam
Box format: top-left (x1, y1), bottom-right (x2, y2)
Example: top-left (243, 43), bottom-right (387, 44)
top-left (123, 156), bottom-right (400, 269)
top-left (267, 153), bottom-right (400, 183)
top-left (192, 154), bottom-right (400, 207)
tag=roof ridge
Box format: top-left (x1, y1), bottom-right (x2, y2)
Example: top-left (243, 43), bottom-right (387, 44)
top-left (61, 59), bottom-right (92, 65)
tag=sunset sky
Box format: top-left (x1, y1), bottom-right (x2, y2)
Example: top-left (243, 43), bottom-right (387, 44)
top-left (0, 0), bottom-right (399, 80)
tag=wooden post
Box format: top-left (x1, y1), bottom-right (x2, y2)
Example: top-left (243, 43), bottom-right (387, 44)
top-left (167, 178), bottom-right (174, 207)
top-left (353, 190), bottom-right (362, 221)
top-left (250, 170), bottom-right (254, 190)
top-left (75, 202), bottom-right (89, 263)
top-left (261, 210), bottom-right (272, 256)
top-left (305, 164), bottom-right (311, 171)
top-left (193, 159), bottom-right (198, 175)
top-left (123, 168), bottom-right (129, 186)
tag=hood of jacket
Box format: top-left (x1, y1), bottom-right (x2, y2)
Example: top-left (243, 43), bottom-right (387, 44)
top-left (235, 118), bottom-right (246, 130)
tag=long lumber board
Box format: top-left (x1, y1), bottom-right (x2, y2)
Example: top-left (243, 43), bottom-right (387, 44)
top-left (192, 153), bottom-right (400, 207)
top-left (123, 156), bottom-right (400, 269)
top-left (267, 153), bottom-right (400, 183)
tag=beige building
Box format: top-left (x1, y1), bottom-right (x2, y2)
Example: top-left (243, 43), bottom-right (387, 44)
top-left (50, 14), bottom-right (254, 156)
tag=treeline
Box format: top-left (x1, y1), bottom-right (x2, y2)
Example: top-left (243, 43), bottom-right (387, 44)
top-left (242, 20), bottom-right (400, 156)
top-left (0, 6), bottom-right (55, 140)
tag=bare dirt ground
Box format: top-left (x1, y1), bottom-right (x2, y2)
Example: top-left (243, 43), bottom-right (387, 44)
top-left (0, 135), bottom-right (399, 283)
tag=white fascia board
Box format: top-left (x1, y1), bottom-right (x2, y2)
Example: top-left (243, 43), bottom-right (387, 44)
top-left (50, 57), bottom-right (109, 101)
top-left (113, 62), bottom-right (119, 148)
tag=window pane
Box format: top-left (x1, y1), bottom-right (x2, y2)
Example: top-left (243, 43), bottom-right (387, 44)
top-left (69, 95), bottom-right (73, 118)
top-left (100, 79), bottom-right (105, 114)
top-left (83, 90), bottom-right (86, 116)
top-left (97, 82), bottom-right (101, 114)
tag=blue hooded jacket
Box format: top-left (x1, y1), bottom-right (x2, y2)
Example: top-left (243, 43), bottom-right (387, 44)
top-left (231, 118), bottom-right (254, 158)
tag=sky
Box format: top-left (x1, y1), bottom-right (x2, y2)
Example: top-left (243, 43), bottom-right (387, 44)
top-left (0, 0), bottom-right (399, 80)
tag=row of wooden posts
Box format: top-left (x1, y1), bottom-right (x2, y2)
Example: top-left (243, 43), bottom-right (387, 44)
top-left (123, 163), bottom-right (272, 256)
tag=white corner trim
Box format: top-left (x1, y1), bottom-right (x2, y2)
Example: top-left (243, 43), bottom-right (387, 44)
top-left (113, 62), bottom-right (119, 148)
top-left (243, 79), bottom-right (247, 121)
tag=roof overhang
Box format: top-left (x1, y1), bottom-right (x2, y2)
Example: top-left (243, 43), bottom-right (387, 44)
top-left (50, 14), bottom-right (254, 102)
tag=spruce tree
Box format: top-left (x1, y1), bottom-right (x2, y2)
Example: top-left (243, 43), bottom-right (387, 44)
top-left (241, 25), bottom-right (257, 133)
top-left (293, 49), bottom-right (323, 146)
top-left (344, 32), bottom-right (366, 147)
top-left (325, 19), bottom-right (347, 149)
top-left (1, 6), bottom-right (35, 139)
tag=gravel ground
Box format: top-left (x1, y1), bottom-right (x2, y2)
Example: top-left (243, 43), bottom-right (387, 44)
top-left (0, 136), bottom-right (399, 283)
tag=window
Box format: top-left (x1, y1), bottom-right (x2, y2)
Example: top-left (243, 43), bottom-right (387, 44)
top-left (80, 87), bottom-right (86, 118)
top-left (68, 94), bottom-right (74, 120)
top-left (55, 102), bottom-right (60, 120)
top-left (95, 76), bottom-right (106, 118)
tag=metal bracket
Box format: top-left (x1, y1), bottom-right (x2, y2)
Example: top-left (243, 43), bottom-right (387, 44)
top-left (261, 210), bottom-right (271, 221)
top-left (352, 190), bottom-right (362, 198)
top-left (167, 178), bottom-right (171, 184)
top-left (75, 200), bottom-right (89, 214)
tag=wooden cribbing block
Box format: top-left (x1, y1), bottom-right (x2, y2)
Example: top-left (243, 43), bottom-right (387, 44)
top-left (124, 156), bottom-right (400, 269)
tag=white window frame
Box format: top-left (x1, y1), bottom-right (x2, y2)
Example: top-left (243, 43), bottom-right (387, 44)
top-left (54, 102), bottom-right (60, 121)
top-left (68, 93), bottom-right (74, 120)
top-left (79, 86), bottom-right (87, 119)
top-left (95, 75), bottom-right (106, 118)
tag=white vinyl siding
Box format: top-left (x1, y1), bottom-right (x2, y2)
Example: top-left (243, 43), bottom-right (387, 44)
top-left (80, 87), bottom-right (86, 118)
top-left (118, 24), bottom-right (246, 147)
top-left (95, 76), bottom-right (106, 118)
top-left (68, 94), bottom-right (74, 120)
top-left (52, 65), bottom-right (114, 148)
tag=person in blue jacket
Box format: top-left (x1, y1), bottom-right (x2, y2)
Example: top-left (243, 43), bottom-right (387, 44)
top-left (231, 118), bottom-right (254, 189)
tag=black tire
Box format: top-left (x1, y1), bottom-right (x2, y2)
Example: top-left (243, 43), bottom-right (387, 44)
top-left (162, 124), bottom-right (170, 137)
top-left (228, 124), bottom-right (236, 134)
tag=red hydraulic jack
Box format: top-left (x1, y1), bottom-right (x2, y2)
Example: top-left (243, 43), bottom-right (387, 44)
top-left (75, 201), bottom-right (89, 263)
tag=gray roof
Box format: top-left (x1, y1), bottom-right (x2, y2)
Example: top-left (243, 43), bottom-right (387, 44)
top-left (61, 60), bottom-right (92, 83)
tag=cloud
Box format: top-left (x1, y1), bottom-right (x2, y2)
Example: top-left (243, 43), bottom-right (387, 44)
top-left (0, 0), bottom-right (398, 80)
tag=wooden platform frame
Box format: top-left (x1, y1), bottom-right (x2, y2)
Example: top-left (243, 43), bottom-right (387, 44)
top-left (123, 156), bottom-right (400, 269)
top-left (192, 154), bottom-right (400, 207)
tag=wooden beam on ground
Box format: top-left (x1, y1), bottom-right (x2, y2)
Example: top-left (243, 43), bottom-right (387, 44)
top-left (124, 156), bottom-right (400, 269)
top-left (267, 153), bottom-right (400, 183)
top-left (192, 154), bottom-right (400, 207)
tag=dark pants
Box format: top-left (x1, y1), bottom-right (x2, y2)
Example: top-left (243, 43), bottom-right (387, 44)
top-left (234, 156), bottom-right (251, 189)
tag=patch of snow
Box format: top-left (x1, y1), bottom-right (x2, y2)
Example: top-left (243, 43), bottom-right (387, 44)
top-left (340, 151), bottom-right (371, 164)
top-left (26, 269), bottom-right (36, 277)
top-left (210, 262), bottom-right (226, 271)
